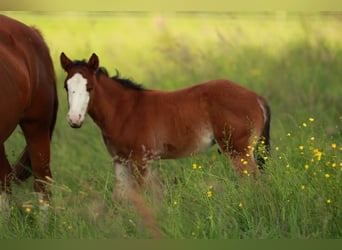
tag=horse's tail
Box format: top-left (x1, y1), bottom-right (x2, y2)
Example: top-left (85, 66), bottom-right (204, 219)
top-left (256, 96), bottom-right (271, 168)
top-left (14, 79), bottom-right (58, 182)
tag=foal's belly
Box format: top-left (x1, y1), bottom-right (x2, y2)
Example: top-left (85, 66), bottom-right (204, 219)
top-left (159, 129), bottom-right (215, 159)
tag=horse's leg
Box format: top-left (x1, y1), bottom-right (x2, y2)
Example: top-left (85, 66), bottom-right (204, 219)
top-left (111, 159), bottom-right (161, 238)
top-left (13, 146), bottom-right (32, 183)
top-left (112, 160), bottom-right (132, 203)
top-left (20, 122), bottom-right (52, 201)
top-left (216, 129), bottom-right (259, 176)
top-left (0, 144), bottom-right (12, 193)
top-left (0, 144), bottom-right (12, 216)
top-left (129, 160), bottom-right (162, 238)
top-left (230, 150), bottom-right (258, 177)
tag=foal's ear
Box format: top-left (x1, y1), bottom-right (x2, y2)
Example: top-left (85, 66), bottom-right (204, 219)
top-left (60, 52), bottom-right (73, 71)
top-left (88, 53), bottom-right (99, 71)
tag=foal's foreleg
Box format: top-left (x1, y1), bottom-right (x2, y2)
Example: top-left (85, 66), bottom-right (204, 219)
top-left (113, 159), bottom-right (162, 238)
top-left (112, 161), bottom-right (132, 203)
top-left (112, 159), bottom-right (149, 204)
top-left (129, 160), bottom-right (162, 238)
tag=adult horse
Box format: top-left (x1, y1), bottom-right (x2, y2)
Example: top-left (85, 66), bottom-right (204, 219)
top-left (60, 52), bottom-right (270, 238)
top-left (0, 15), bottom-right (58, 201)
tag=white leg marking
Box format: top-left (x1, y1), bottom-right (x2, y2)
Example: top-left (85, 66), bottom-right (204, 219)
top-left (113, 162), bottom-right (132, 202)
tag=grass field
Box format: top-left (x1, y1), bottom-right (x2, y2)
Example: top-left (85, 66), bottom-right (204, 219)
top-left (0, 11), bottom-right (341, 239)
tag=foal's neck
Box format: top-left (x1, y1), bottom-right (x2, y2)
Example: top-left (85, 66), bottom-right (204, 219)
top-left (87, 75), bottom-right (137, 128)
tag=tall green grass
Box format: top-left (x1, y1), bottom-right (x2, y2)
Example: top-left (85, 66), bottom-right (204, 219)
top-left (0, 12), bottom-right (341, 238)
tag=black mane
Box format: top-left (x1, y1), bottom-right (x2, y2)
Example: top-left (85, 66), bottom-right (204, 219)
top-left (70, 59), bottom-right (144, 90)
top-left (72, 59), bottom-right (87, 66)
top-left (96, 67), bottom-right (144, 90)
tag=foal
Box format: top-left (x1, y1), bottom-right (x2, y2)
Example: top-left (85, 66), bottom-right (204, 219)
top-left (60, 53), bottom-right (270, 237)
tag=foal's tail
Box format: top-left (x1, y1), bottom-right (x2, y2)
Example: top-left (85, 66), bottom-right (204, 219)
top-left (256, 96), bottom-right (271, 167)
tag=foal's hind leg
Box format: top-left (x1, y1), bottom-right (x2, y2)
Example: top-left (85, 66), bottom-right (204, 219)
top-left (20, 122), bottom-right (52, 200)
top-left (216, 129), bottom-right (259, 176)
top-left (0, 144), bottom-right (12, 193)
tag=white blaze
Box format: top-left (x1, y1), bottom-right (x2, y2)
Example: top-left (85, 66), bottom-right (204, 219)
top-left (66, 73), bottom-right (90, 127)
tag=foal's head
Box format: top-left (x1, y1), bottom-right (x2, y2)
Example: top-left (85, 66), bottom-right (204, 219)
top-left (60, 53), bottom-right (99, 128)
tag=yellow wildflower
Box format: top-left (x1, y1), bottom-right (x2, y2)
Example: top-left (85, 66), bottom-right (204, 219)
top-left (207, 191), bottom-right (212, 198)
top-left (304, 164), bottom-right (309, 170)
top-left (192, 163), bottom-right (197, 169)
top-left (331, 143), bottom-right (336, 149)
top-left (302, 122), bottom-right (307, 127)
top-left (308, 117), bottom-right (315, 122)
top-left (301, 185), bottom-right (305, 190)
top-left (326, 199), bottom-right (332, 204)
top-left (313, 149), bottom-right (322, 161)
top-left (238, 202), bottom-right (243, 208)
top-left (324, 173), bottom-right (330, 178)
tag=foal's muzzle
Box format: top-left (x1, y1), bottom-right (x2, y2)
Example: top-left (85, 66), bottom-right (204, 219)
top-left (67, 113), bottom-right (84, 128)
top-left (69, 122), bottom-right (83, 129)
